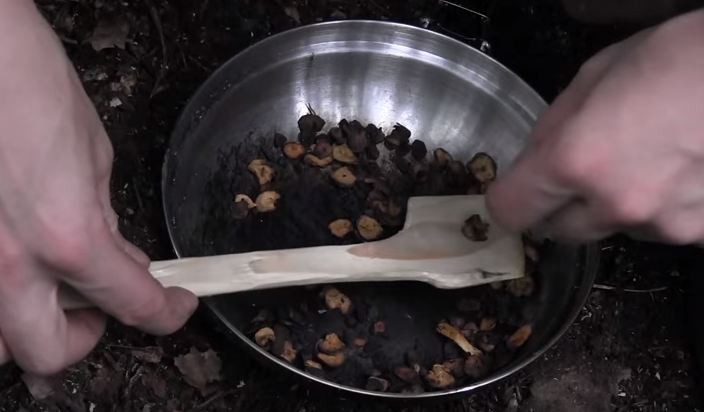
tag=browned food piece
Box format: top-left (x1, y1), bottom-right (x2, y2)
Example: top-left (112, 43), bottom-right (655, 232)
top-left (304, 154), bottom-right (333, 167)
top-left (357, 215), bottom-right (383, 241)
top-left (248, 159), bottom-right (275, 185)
top-left (437, 321), bottom-right (482, 356)
top-left (433, 148), bottom-right (453, 167)
top-left (332, 144), bottom-right (358, 164)
top-left (479, 318), bottom-right (497, 332)
top-left (235, 194), bottom-right (256, 209)
top-left (254, 327), bottom-right (275, 348)
top-left (467, 152), bottom-right (497, 184)
top-left (424, 364), bottom-right (455, 389)
top-left (328, 219), bottom-right (353, 238)
top-left (279, 341), bottom-right (298, 363)
top-left (373, 320), bottom-right (386, 335)
top-left (464, 354), bottom-right (489, 379)
top-left (298, 110), bottom-right (325, 135)
top-left (366, 376), bottom-right (389, 392)
top-left (507, 324), bottom-right (533, 349)
top-left (410, 140), bottom-right (427, 160)
top-left (323, 287), bottom-right (352, 315)
top-left (442, 358), bottom-right (465, 378)
top-left (255, 191), bottom-right (280, 212)
top-left (506, 276), bottom-right (535, 297)
top-left (331, 167), bottom-right (357, 186)
top-left (366, 123), bottom-right (385, 145)
top-left (384, 123), bottom-right (411, 149)
top-left (352, 337), bottom-right (367, 348)
top-left (317, 351), bottom-right (345, 367)
top-left (394, 366), bottom-right (419, 383)
top-left (283, 142), bottom-right (306, 159)
top-left (366, 143), bottom-right (380, 160)
top-left (318, 333), bottom-right (346, 354)
top-left (313, 135), bottom-right (333, 158)
top-left (233, 194), bottom-right (254, 220)
top-left (462, 214), bottom-right (490, 241)
top-left (341, 120), bottom-right (368, 153)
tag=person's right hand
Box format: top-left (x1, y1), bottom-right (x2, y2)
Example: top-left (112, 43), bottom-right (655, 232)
top-left (487, 9), bottom-right (704, 244)
top-left (0, 1), bottom-right (197, 375)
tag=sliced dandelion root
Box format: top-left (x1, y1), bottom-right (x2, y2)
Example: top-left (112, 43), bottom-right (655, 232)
top-left (437, 321), bottom-right (482, 356)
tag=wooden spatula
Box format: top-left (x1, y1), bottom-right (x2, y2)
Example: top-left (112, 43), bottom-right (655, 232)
top-left (60, 195), bottom-right (524, 309)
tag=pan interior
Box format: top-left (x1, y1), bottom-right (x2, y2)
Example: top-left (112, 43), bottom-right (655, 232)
top-left (163, 21), bottom-right (596, 397)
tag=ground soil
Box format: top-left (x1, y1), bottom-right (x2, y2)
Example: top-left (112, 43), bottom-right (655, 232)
top-left (0, 0), bottom-right (702, 411)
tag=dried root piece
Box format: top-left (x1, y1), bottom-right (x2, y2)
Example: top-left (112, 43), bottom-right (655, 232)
top-left (357, 215), bottom-right (383, 241)
top-left (462, 214), bottom-right (489, 241)
top-left (328, 219), bottom-right (353, 238)
top-left (323, 287), bottom-right (352, 315)
top-left (233, 194), bottom-right (255, 219)
top-left (235, 194), bottom-right (256, 209)
top-left (373, 321), bottom-right (386, 335)
top-left (479, 318), bottom-right (496, 332)
top-left (506, 276), bottom-right (535, 297)
top-left (254, 327), bottom-right (275, 349)
top-left (317, 351), bottom-right (345, 368)
top-left (304, 359), bottom-right (324, 377)
top-left (433, 148), bottom-right (453, 167)
top-left (366, 124), bottom-right (385, 145)
top-left (304, 154), bottom-right (333, 167)
top-left (437, 322), bottom-right (482, 356)
top-left (366, 376), bottom-right (389, 392)
top-left (332, 144), bottom-right (358, 164)
top-left (279, 341), bottom-right (298, 363)
top-left (507, 325), bottom-right (533, 349)
top-left (332, 167), bottom-right (357, 186)
top-left (467, 153), bottom-right (497, 185)
top-left (283, 142), bottom-right (306, 159)
top-left (255, 191), bottom-right (280, 212)
top-left (248, 159), bottom-right (275, 186)
top-left (424, 364), bottom-right (455, 389)
top-left (318, 333), bottom-right (346, 354)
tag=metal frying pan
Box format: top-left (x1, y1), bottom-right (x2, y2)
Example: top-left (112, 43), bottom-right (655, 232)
top-left (162, 20), bottom-right (598, 399)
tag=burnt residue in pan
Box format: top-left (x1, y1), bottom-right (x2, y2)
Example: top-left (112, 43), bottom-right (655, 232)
top-left (197, 114), bottom-right (538, 393)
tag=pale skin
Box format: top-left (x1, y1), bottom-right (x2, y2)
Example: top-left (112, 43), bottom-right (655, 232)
top-left (0, 1), bottom-right (701, 374)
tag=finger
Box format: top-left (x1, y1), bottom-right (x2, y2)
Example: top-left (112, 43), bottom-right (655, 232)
top-left (0, 333), bottom-right (10, 365)
top-left (486, 143), bottom-right (575, 232)
top-left (64, 221), bottom-right (197, 335)
top-left (541, 200), bottom-right (615, 242)
top-left (0, 272), bottom-right (106, 375)
top-left (103, 206), bottom-right (151, 268)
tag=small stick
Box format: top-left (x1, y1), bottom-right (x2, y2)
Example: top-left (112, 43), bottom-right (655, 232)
top-left (592, 284), bottom-right (668, 294)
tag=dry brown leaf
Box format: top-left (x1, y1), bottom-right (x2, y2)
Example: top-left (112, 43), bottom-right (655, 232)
top-left (174, 347), bottom-right (222, 391)
top-left (89, 17), bottom-right (130, 51)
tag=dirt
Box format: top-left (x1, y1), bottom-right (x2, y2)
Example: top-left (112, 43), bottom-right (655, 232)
top-left (0, 0), bottom-right (702, 411)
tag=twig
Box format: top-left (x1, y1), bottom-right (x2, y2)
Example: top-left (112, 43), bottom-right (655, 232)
top-left (194, 389), bottom-right (234, 410)
top-left (144, 0), bottom-right (168, 98)
top-left (437, 0), bottom-right (490, 21)
top-left (592, 284), bottom-right (668, 294)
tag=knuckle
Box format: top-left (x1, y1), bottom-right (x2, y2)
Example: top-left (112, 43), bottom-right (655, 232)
top-left (118, 292), bottom-right (167, 328)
